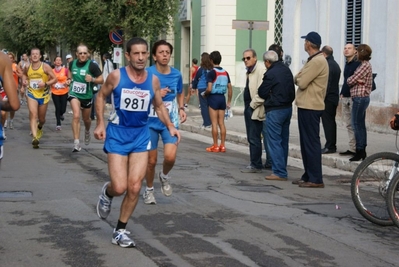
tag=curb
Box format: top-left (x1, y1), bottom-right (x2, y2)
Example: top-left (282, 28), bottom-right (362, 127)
top-left (181, 107), bottom-right (360, 174)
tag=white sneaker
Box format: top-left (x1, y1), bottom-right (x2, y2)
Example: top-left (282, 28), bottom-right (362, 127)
top-left (112, 229), bottom-right (135, 248)
top-left (159, 171), bottom-right (172, 196)
top-left (143, 189), bottom-right (156, 204)
top-left (84, 131), bottom-right (91, 145)
top-left (73, 141), bottom-right (81, 152)
top-left (96, 182), bottom-right (112, 219)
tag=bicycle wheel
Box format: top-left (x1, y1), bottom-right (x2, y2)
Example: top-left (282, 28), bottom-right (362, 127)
top-left (386, 172), bottom-right (399, 227)
top-left (350, 152), bottom-right (399, 226)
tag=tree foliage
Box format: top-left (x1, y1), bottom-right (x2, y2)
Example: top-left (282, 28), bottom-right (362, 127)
top-left (0, 0), bottom-right (179, 56)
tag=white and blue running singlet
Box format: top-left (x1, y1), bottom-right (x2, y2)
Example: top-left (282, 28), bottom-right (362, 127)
top-left (147, 65), bottom-right (183, 130)
top-left (110, 67), bottom-right (154, 127)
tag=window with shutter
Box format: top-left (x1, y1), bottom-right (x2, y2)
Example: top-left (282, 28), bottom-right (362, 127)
top-left (274, 0), bottom-right (283, 45)
top-left (346, 0), bottom-right (362, 46)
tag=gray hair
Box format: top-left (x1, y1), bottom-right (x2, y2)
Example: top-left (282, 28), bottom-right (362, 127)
top-left (263, 50), bottom-right (278, 63)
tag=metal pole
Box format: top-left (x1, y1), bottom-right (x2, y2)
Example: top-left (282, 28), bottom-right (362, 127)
top-left (248, 21), bottom-right (254, 48)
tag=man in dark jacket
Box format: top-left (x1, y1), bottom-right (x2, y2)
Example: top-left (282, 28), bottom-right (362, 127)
top-left (258, 50), bottom-right (295, 181)
top-left (321, 46), bottom-right (341, 154)
top-left (339, 43), bottom-right (361, 156)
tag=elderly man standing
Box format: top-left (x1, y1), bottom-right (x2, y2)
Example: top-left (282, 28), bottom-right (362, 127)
top-left (258, 50), bottom-right (295, 181)
top-left (293, 31), bottom-right (328, 188)
top-left (240, 48), bottom-right (268, 173)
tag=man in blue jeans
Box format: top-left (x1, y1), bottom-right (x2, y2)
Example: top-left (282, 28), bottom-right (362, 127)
top-left (258, 50), bottom-right (295, 181)
top-left (240, 48), bottom-right (270, 173)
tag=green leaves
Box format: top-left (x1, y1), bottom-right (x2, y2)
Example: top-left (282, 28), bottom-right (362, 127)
top-left (0, 0), bottom-right (179, 55)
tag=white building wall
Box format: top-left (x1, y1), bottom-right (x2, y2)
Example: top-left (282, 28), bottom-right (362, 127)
top-left (383, 0), bottom-right (399, 105)
top-left (284, 0), bottom-right (399, 104)
top-left (283, 0), bottom-right (399, 130)
top-left (201, 0), bottom-right (237, 83)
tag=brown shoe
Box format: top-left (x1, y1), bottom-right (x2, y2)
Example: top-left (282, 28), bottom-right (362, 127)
top-left (292, 179), bottom-right (305, 185)
top-left (265, 174), bottom-right (287, 181)
top-left (298, 182), bottom-right (325, 188)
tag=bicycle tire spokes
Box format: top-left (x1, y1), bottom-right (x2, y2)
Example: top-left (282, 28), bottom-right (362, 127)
top-left (351, 152), bottom-right (399, 226)
top-left (386, 172), bottom-right (399, 228)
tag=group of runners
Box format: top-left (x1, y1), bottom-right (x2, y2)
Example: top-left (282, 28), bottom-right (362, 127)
top-left (0, 38), bottom-right (232, 248)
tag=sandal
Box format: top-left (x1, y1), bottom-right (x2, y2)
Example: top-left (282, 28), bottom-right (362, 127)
top-left (206, 145), bottom-right (220, 152)
top-left (219, 145), bottom-right (226, 152)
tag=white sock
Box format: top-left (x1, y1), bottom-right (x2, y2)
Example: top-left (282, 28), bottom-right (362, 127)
top-left (160, 172), bottom-right (170, 180)
top-left (146, 187), bottom-right (154, 191)
top-left (74, 139), bottom-right (80, 144)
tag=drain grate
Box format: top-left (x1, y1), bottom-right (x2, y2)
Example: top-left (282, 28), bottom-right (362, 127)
top-left (0, 191), bottom-right (32, 198)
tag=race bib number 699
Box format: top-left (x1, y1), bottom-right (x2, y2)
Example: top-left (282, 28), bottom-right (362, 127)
top-left (120, 88), bottom-right (150, 112)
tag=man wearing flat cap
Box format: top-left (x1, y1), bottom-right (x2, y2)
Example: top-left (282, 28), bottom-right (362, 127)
top-left (293, 31), bottom-right (328, 188)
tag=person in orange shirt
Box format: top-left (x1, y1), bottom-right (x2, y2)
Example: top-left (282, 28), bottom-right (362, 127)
top-left (1, 52), bottom-right (19, 130)
top-left (51, 56), bottom-right (69, 131)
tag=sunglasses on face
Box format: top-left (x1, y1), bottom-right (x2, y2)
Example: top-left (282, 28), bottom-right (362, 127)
top-left (242, 56), bottom-right (251, 61)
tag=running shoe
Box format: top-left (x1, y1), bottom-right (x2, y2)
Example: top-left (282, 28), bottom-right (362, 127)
top-left (56, 126), bottom-right (61, 131)
top-left (206, 145), bottom-right (220, 152)
top-left (72, 142), bottom-right (81, 152)
top-left (32, 138), bottom-right (39, 149)
top-left (112, 229), bottom-right (136, 248)
top-left (96, 182), bottom-right (112, 219)
top-left (159, 171), bottom-right (172, 196)
top-left (36, 127), bottom-right (43, 140)
top-left (199, 125), bottom-right (211, 130)
top-left (143, 189), bottom-right (156, 204)
top-left (9, 121), bottom-right (13, 130)
top-left (84, 131), bottom-right (91, 145)
top-left (240, 165), bottom-right (262, 173)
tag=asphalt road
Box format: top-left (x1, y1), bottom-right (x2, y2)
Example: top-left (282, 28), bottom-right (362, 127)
top-left (0, 104), bottom-right (398, 267)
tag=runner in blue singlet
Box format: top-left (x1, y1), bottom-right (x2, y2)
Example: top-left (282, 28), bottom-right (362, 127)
top-left (94, 37), bottom-right (180, 248)
top-left (143, 40), bottom-right (187, 205)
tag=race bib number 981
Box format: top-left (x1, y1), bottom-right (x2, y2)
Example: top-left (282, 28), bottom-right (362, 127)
top-left (120, 88), bottom-right (150, 112)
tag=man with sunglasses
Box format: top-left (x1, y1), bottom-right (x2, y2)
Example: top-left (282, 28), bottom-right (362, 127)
top-left (240, 48), bottom-right (268, 173)
top-left (66, 44), bottom-right (103, 152)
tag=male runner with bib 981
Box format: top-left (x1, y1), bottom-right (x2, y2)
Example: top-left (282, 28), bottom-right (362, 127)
top-left (94, 37), bottom-right (180, 248)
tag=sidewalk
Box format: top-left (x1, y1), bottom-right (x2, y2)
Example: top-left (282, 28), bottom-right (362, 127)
top-left (181, 105), bottom-right (399, 173)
